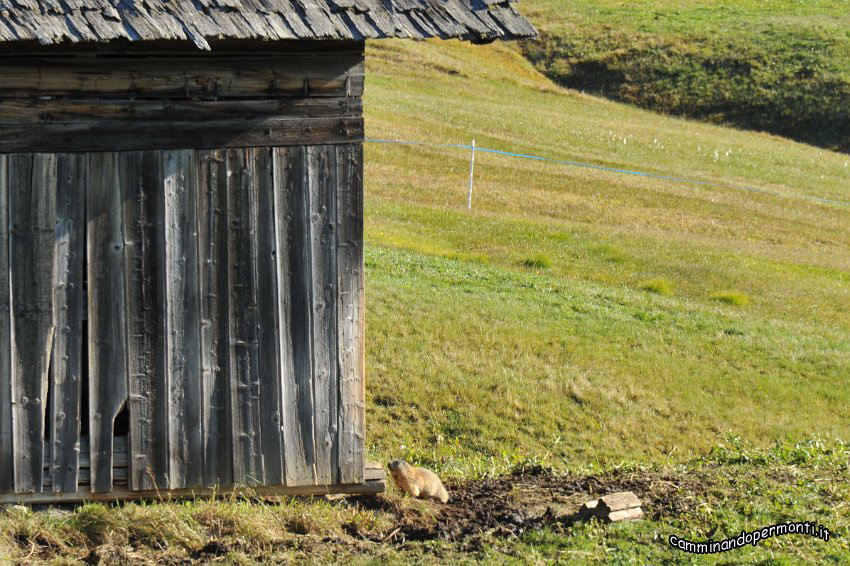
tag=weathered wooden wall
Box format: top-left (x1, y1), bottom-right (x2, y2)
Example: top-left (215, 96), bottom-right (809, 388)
top-left (0, 145), bottom-right (366, 497)
top-left (0, 43), bottom-right (368, 500)
top-left (0, 46), bottom-right (364, 153)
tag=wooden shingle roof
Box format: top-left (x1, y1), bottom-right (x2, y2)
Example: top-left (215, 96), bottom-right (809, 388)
top-left (0, 0), bottom-right (536, 49)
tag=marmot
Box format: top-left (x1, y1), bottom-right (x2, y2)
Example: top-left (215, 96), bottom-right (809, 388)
top-left (388, 459), bottom-right (449, 503)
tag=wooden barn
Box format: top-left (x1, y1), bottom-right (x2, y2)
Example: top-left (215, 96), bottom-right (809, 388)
top-left (0, 1), bottom-right (534, 504)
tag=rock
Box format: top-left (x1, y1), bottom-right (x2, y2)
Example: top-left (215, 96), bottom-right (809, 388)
top-left (597, 492), bottom-right (642, 514)
top-left (577, 491), bottom-right (643, 523)
top-left (607, 507), bottom-right (644, 522)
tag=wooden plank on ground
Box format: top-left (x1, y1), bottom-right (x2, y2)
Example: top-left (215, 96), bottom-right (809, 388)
top-left (162, 150), bottom-right (204, 489)
top-left (335, 144), bottom-right (365, 484)
top-left (87, 152), bottom-right (129, 493)
top-left (307, 145), bottom-right (338, 486)
top-left (10, 153), bottom-right (57, 494)
top-left (274, 146), bottom-right (316, 487)
top-left (121, 151), bottom-right (170, 491)
top-left (50, 153), bottom-right (85, 494)
top-left (226, 148), bottom-right (264, 486)
top-left (597, 492), bottom-right (642, 514)
top-left (255, 148), bottom-right (285, 486)
top-left (197, 149), bottom-right (233, 488)
top-left (0, 155), bottom-right (12, 494)
top-left (364, 462), bottom-right (385, 482)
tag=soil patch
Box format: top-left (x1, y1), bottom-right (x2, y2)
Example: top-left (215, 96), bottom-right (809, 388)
top-left (352, 467), bottom-right (711, 548)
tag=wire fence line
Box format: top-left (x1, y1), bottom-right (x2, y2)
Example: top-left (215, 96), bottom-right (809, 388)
top-left (364, 138), bottom-right (850, 209)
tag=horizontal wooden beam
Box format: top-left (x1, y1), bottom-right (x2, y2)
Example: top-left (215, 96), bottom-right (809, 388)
top-left (0, 98), bottom-right (362, 125)
top-left (0, 116), bottom-right (363, 152)
top-left (0, 55), bottom-right (364, 99)
top-left (42, 467), bottom-right (129, 490)
top-left (0, 479), bottom-right (386, 505)
top-left (39, 459), bottom-right (384, 489)
top-left (9, 462), bottom-right (386, 504)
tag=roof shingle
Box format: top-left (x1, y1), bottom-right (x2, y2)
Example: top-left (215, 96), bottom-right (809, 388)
top-left (0, 0), bottom-right (536, 49)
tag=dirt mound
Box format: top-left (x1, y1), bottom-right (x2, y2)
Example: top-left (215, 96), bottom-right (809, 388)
top-left (356, 467), bottom-right (709, 547)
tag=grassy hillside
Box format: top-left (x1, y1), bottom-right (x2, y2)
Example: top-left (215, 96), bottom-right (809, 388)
top-left (520, 0), bottom-right (850, 151)
top-left (3, 35), bottom-right (850, 565)
top-left (363, 38), bottom-right (850, 475)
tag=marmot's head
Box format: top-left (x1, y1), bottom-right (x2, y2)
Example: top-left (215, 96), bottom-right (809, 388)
top-left (388, 459), bottom-right (411, 481)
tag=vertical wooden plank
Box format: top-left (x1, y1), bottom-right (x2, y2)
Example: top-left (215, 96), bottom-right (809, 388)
top-left (197, 149), bottom-right (233, 488)
top-left (255, 148), bottom-right (285, 486)
top-left (50, 154), bottom-right (85, 493)
top-left (87, 152), bottom-right (128, 493)
top-left (274, 146), bottom-right (316, 487)
top-left (308, 145), bottom-right (338, 486)
top-left (226, 148), bottom-right (264, 486)
top-left (122, 151), bottom-right (169, 491)
top-left (10, 153), bottom-right (57, 494)
top-left (336, 144), bottom-right (365, 484)
top-left (0, 155), bottom-right (13, 494)
top-left (162, 149), bottom-right (203, 489)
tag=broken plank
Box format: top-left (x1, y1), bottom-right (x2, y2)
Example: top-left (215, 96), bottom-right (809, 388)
top-left (121, 151), bottom-right (170, 491)
top-left (87, 152), bottom-right (129, 493)
top-left (10, 153), bottom-right (57, 494)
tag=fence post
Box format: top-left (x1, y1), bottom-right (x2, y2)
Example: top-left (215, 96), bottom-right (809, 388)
top-left (467, 139), bottom-right (476, 210)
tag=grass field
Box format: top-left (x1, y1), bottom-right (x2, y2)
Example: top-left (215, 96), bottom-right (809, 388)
top-left (521, 0), bottom-right (850, 151)
top-left (362, 38), bottom-right (850, 474)
top-left (2, 437), bottom-right (847, 563)
top-left (3, 12), bottom-right (850, 565)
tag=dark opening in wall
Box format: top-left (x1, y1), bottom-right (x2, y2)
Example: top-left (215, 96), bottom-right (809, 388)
top-left (79, 317), bottom-right (89, 438)
top-left (114, 400), bottom-right (129, 439)
top-left (44, 359), bottom-right (53, 446)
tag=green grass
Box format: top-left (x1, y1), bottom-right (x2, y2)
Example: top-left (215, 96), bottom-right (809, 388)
top-left (520, 0), bottom-right (850, 151)
top-left (1, 437), bottom-right (846, 563)
top-left (639, 277), bottom-right (673, 296)
top-left (711, 290), bottom-right (751, 306)
top-left (521, 253), bottom-right (553, 269)
top-left (356, 36), bottom-right (849, 562)
top-left (364, 246), bottom-right (847, 474)
top-left (362, 40), bottom-right (849, 475)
